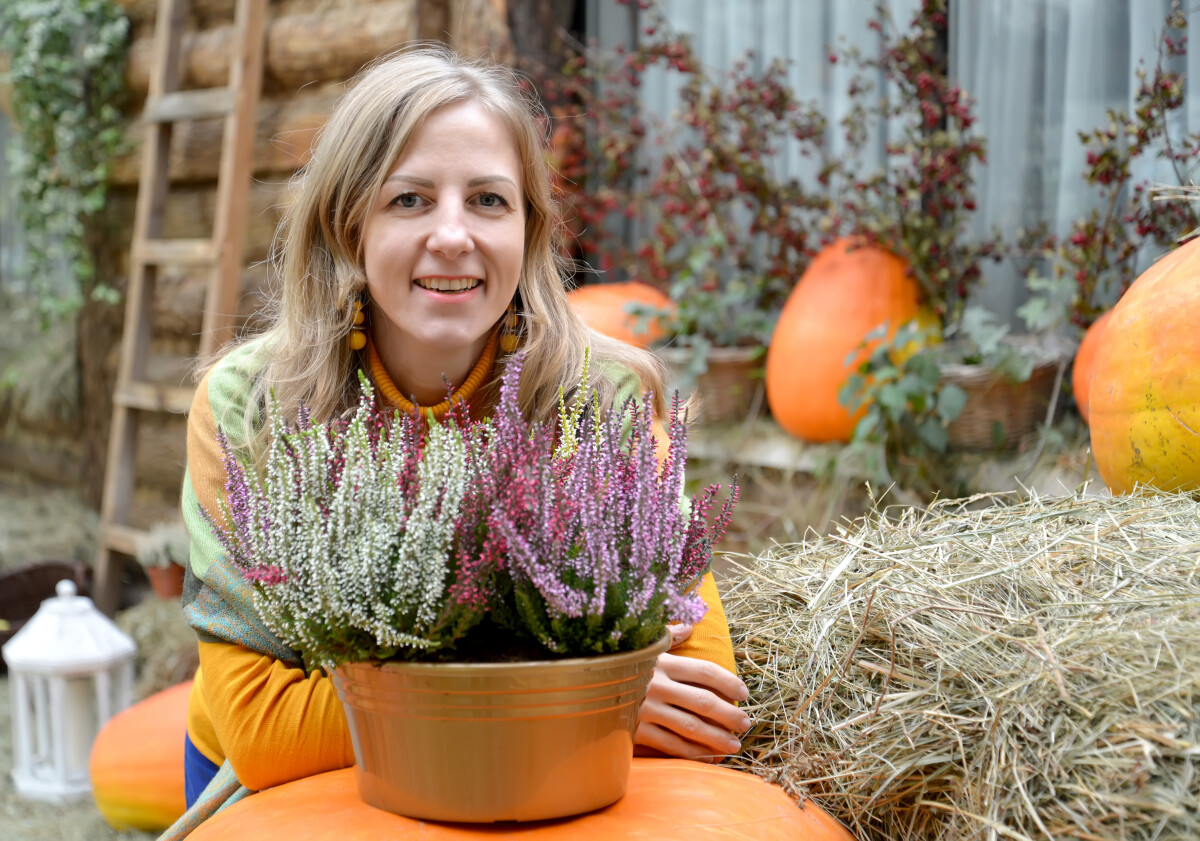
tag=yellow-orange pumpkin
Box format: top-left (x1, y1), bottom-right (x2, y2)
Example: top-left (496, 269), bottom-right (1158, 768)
top-left (766, 238), bottom-right (922, 442)
top-left (90, 680), bottom-right (191, 831)
top-left (188, 760), bottom-right (855, 840)
top-left (1071, 309), bottom-right (1112, 425)
top-left (1090, 240), bottom-right (1200, 493)
top-left (567, 282), bottom-right (674, 348)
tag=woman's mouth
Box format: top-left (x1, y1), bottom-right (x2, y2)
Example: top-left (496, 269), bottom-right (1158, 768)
top-left (415, 277), bottom-right (481, 293)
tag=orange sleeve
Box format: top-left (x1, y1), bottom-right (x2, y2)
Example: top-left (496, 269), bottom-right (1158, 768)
top-left (197, 640), bottom-right (355, 791)
top-left (651, 421), bottom-right (738, 676)
top-left (673, 572), bottom-right (737, 675)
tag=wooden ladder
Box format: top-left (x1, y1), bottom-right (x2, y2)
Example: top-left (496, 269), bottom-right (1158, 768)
top-left (94, 0), bottom-right (268, 614)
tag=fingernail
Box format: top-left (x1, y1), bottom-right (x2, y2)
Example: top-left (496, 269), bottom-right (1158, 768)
top-left (725, 739), bottom-right (741, 754)
top-left (739, 685), bottom-right (750, 701)
top-left (738, 716), bottom-right (751, 731)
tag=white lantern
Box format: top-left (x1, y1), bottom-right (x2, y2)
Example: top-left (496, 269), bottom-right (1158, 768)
top-left (2, 579), bottom-right (136, 801)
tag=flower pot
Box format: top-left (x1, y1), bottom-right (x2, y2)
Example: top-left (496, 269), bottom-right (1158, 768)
top-left (332, 633), bottom-right (671, 823)
top-left (941, 338), bottom-right (1069, 450)
top-left (146, 562), bottom-right (185, 599)
top-left (656, 345), bottom-right (763, 425)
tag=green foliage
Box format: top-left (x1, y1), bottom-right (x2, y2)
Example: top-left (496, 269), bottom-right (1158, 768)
top-left (840, 304), bottom-right (1049, 496)
top-left (0, 0), bottom-right (129, 324)
top-left (840, 320), bottom-right (968, 496)
top-left (628, 231), bottom-right (773, 384)
top-left (1017, 272), bottom-right (1076, 334)
top-left (949, 306), bottom-right (1035, 384)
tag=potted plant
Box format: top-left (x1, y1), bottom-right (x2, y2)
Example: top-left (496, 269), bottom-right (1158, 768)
top-left (203, 354), bottom-right (738, 823)
top-left (135, 521), bottom-right (190, 599)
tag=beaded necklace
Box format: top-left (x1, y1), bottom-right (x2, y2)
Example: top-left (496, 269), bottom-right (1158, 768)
top-left (365, 330), bottom-right (498, 421)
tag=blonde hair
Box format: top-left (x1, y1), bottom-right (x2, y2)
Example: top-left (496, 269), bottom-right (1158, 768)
top-left (225, 45), bottom-right (667, 454)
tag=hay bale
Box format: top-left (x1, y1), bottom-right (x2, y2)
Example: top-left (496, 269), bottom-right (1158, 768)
top-left (723, 490), bottom-right (1200, 841)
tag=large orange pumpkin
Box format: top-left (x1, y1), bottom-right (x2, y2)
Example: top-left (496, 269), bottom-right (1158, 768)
top-left (567, 282), bottom-right (674, 348)
top-left (766, 238), bottom-right (923, 442)
top-left (1089, 240), bottom-right (1200, 493)
top-left (1071, 309), bottom-right (1112, 425)
top-left (188, 760), bottom-right (855, 840)
top-left (90, 680), bottom-right (191, 831)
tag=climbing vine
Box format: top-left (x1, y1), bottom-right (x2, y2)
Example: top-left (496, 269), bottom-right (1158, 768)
top-left (0, 0), bottom-right (129, 323)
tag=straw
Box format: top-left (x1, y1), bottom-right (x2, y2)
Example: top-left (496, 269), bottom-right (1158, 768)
top-left (723, 489), bottom-right (1200, 841)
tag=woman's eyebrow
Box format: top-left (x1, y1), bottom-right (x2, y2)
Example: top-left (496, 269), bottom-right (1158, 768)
top-left (467, 175), bottom-right (518, 190)
top-left (384, 174), bottom-right (435, 187)
top-left (382, 174), bottom-right (518, 190)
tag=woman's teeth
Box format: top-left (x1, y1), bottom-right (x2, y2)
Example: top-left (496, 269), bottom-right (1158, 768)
top-left (416, 277), bottom-right (481, 292)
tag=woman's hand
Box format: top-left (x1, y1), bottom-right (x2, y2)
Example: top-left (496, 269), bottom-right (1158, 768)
top-left (634, 623), bottom-right (751, 763)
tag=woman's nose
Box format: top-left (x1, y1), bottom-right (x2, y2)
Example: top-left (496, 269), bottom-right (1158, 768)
top-left (427, 203), bottom-right (474, 258)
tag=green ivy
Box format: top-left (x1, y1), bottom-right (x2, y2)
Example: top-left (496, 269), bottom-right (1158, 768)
top-left (0, 0), bottom-right (129, 324)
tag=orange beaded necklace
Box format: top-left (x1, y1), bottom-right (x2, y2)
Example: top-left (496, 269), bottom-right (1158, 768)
top-left (365, 330), bottom-right (499, 421)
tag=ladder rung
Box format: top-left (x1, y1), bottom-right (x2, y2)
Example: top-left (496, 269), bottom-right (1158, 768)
top-left (144, 88), bottom-right (235, 124)
top-left (101, 523), bottom-right (144, 557)
top-left (133, 238), bottom-right (217, 266)
top-left (115, 380), bottom-right (195, 414)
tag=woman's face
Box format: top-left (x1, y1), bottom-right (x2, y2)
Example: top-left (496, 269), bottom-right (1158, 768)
top-left (361, 100), bottom-right (525, 369)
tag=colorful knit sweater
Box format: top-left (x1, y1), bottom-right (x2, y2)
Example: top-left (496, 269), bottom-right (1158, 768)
top-left (161, 341), bottom-right (737, 839)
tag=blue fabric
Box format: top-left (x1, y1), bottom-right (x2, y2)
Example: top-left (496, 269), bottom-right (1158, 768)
top-left (184, 733), bottom-right (220, 809)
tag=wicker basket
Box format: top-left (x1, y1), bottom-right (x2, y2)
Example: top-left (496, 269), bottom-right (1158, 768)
top-left (0, 560), bottom-right (91, 670)
top-left (941, 340), bottom-right (1068, 450)
top-left (655, 345), bottom-right (764, 425)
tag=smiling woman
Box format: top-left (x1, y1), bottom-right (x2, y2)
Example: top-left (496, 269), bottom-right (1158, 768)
top-left (164, 46), bottom-right (750, 840)
top-left (362, 100), bottom-right (526, 404)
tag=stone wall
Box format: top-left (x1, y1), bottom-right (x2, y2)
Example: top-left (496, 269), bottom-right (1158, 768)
top-left (0, 0), bottom-right (513, 517)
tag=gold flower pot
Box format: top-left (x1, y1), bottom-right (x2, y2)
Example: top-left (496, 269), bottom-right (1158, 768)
top-left (332, 633), bottom-right (670, 823)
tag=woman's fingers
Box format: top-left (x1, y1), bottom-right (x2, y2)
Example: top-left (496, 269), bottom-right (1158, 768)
top-left (638, 688), bottom-right (745, 756)
top-left (657, 651), bottom-right (749, 706)
top-left (634, 722), bottom-right (724, 764)
top-left (645, 664), bottom-right (751, 736)
top-left (666, 622), bottom-right (694, 648)
top-left (635, 653), bottom-right (753, 761)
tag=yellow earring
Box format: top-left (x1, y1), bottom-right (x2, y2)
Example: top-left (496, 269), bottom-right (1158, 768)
top-left (349, 299), bottom-right (367, 351)
top-left (499, 300), bottom-right (521, 354)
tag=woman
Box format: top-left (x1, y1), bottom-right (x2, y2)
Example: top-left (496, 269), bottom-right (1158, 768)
top-left (169, 46), bottom-right (749, 837)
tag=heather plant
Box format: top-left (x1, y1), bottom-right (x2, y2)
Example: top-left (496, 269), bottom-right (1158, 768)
top-left (481, 360), bottom-right (737, 655)
top-left (205, 356), bottom-right (738, 670)
top-left (205, 379), bottom-right (485, 670)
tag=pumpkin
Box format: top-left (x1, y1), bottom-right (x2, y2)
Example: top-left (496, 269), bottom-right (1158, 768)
top-left (1089, 239), bottom-right (1200, 494)
top-left (567, 282), bottom-right (674, 348)
top-left (766, 237), bottom-right (923, 442)
top-left (90, 679), bottom-right (191, 831)
top-left (188, 760), bottom-right (855, 840)
top-left (1071, 309), bottom-right (1112, 425)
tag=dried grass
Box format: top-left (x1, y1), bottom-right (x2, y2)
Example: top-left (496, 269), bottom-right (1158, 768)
top-left (723, 489), bottom-right (1200, 841)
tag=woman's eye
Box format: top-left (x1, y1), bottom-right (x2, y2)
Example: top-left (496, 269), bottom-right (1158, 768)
top-left (391, 192), bottom-right (423, 209)
top-left (476, 192), bottom-right (508, 209)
